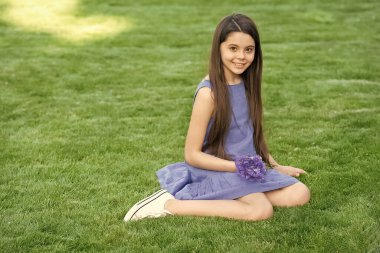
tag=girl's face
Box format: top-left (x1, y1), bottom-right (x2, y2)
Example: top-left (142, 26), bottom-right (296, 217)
top-left (220, 32), bottom-right (255, 84)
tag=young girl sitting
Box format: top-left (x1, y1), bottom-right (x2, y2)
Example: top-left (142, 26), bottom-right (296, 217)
top-left (124, 13), bottom-right (310, 222)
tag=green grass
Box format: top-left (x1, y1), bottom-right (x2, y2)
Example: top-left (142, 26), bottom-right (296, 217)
top-left (1, 0), bottom-right (379, 252)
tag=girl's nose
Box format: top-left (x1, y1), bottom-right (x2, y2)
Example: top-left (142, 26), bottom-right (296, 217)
top-left (237, 50), bottom-right (245, 59)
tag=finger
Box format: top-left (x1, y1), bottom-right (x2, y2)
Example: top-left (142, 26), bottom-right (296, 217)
top-left (295, 168), bottom-right (307, 174)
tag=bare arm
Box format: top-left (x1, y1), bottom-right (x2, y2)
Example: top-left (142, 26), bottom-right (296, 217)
top-left (269, 154), bottom-right (307, 177)
top-left (269, 154), bottom-right (281, 168)
top-left (184, 87), bottom-right (236, 172)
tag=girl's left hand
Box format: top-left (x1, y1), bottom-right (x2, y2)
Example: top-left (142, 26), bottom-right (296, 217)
top-left (273, 165), bottom-right (307, 177)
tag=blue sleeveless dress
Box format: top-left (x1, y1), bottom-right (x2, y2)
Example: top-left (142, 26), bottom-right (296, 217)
top-left (156, 80), bottom-right (299, 200)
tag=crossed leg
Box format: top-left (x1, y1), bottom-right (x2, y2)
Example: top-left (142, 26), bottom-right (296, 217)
top-left (264, 182), bottom-right (311, 207)
top-left (165, 192), bottom-right (272, 221)
top-left (239, 182), bottom-right (311, 208)
top-left (165, 182), bottom-right (310, 221)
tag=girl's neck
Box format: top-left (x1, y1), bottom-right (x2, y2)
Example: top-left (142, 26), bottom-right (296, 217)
top-left (226, 76), bottom-right (242, 85)
top-left (224, 72), bottom-right (242, 85)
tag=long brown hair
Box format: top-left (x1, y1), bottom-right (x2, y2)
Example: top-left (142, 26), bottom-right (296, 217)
top-left (204, 13), bottom-right (270, 164)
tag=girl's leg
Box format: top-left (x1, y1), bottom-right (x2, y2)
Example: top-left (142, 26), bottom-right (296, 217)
top-left (264, 182), bottom-right (311, 207)
top-left (165, 192), bottom-right (273, 221)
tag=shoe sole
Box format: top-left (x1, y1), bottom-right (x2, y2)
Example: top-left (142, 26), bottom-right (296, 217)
top-left (124, 189), bottom-right (168, 222)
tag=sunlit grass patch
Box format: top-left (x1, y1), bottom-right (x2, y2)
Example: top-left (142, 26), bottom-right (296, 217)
top-left (1, 0), bottom-right (132, 42)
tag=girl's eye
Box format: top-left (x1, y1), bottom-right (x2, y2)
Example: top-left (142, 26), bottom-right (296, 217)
top-left (229, 47), bottom-right (237, 52)
top-left (245, 48), bottom-right (254, 53)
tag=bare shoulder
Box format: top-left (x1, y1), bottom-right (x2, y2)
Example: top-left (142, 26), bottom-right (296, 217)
top-left (193, 86), bottom-right (214, 117)
top-left (195, 85), bottom-right (213, 104)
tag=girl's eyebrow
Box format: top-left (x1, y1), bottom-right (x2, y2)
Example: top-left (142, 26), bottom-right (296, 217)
top-left (227, 43), bottom-right (255, 47)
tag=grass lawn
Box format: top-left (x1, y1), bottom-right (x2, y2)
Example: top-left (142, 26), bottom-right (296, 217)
top-left (1, 0), bottom-right (379, 252)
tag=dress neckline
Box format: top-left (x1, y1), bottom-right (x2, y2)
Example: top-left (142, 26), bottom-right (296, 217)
top-left (201, 79), bottom-right (244, 86)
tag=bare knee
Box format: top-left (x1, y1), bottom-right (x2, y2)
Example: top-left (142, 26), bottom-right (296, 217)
top-left (289, 183), bottom-right (311, 206)
top-left (256, 203), bottom-right (274, 220)
top-left (243, 203), bottom-right (273, 221)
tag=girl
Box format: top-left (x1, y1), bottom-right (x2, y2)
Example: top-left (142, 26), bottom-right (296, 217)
top-left (124, 13), bottom-right (310, 222)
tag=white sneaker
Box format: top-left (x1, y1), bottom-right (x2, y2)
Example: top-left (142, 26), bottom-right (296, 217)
top-left (124, 189), bottom-right (175, 222)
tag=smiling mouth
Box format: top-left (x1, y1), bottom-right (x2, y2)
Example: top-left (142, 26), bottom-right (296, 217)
top-left (233, 63), bottom-right (245, 68)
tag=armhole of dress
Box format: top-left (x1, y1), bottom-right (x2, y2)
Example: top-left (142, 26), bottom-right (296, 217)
top-left (193, 81), bottom-right (212, 103)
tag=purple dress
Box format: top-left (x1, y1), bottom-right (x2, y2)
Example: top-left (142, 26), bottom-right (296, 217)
top-left (156, 80), bottom-right (299, 200)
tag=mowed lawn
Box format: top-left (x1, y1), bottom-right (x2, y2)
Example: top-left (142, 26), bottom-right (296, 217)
top-left (0, 0), bottom-right (379, 252)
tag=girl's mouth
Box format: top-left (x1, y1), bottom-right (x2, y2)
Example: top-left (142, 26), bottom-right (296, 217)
top-left (233, 62), bottom-right (245, 68)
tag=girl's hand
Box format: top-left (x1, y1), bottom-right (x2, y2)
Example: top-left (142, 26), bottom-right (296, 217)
top-left (273, 165), bottom-right (307, 177)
